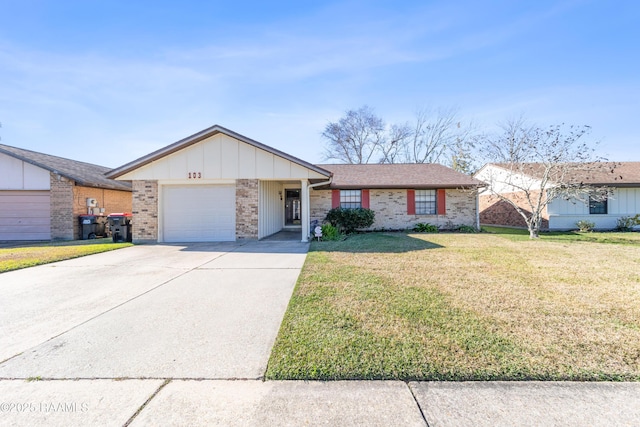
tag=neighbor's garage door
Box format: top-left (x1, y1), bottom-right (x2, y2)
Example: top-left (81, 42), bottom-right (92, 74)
top-left (0, 190), bottom-right (51, 240)
top-left (162, 185), bottom-right (236, 242)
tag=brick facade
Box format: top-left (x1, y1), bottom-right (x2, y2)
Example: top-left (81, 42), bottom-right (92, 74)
top-left (50, 174), bottom-right (75, 240)
top-left (479, 191), bottom-right (549, 229)
top-left (131, 180), bottom-right (158, 243)
top-left (72, 186), bottom-right (132, 239)
top-left (127, 182), bottom-right (477, 242)
top-left (309, 188), bottom-right (478, 230)
top-left (236, 179), bottom-right (259, 239)
top-left (49, 173), bottom-right (133, 240)
top-left (309, 189), bottom-right (332, 225)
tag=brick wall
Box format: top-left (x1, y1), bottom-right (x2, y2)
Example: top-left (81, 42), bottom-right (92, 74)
top-left (50, 174), bottom-right (75, 240)
top-left (72, 186), bottom-right (132, 239)
top-left (309, 188), bottom-right (478, 230)
top-left (236, 179), bottom-right (258, 239)
top-left (479, 191), bottom-right (549, 229)
top-left (132, 180), bottom-right (158, 243)
top-left (309, 189), bottom-right (332, 224)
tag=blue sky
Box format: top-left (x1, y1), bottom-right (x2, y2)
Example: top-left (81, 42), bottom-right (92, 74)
top-left (1, 0), bottom-right (638, 168)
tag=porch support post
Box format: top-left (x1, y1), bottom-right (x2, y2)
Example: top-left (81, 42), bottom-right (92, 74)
top-left (301, 179), bottom-right (309, 242)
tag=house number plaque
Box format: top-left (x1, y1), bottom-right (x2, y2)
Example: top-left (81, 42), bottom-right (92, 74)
top-left (188, 172), bottom-right (202, 179)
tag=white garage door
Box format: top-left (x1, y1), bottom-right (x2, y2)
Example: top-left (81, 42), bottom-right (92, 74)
top-left (162, 185), bottom-right (236, 242)
top-left (0, 190), bottom-right (51, 240)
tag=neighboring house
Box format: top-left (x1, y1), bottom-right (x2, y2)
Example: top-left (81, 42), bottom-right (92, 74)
top-left (106, 125), bottom-right (483, 243)
top-left (475, 162), bottom-right (640, 230)
top-left (0, 144), bottom-right (132, 241)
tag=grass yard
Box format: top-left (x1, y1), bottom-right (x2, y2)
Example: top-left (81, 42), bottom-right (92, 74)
top-left (0, 239), bottom-right (132, 273)
top-left (482, 225), bottom-right (640, 245)
top-left (266, 231), bottom-right (640, 381)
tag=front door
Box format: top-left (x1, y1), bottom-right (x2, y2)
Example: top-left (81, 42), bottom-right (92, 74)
top-left (284, 189), bottom-right (301, 226)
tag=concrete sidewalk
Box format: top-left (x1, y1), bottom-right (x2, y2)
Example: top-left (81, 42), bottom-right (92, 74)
top-left (1, 379), bottom-right (638, 426)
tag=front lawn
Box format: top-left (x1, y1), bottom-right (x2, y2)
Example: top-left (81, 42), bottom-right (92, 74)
top-left (482, 225), bottom-right (640, 245)
top-left (0, 239), bottom-right (133, 273)
top-left (266, 232), bottom-right (640, 381)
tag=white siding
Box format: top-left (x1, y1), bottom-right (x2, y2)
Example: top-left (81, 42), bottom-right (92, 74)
top-left (0, 153), bottom-right (50, 190)
top-left (258, 181), bottom-right (284, 239)
top-left (547, 196), bottom-right (589, 216)
top-left (610, 188), bottom-right (640, 214)
top-left (220, 136), bottom-right (239, 177)
top-left (549, 215), bottom-right (619, 230)
top-left (475, 164), bottom-right (542, 195)
top-left (548, 187), bottom-right (640, 230)
top-left (117, 134), bottom-right (327, 181)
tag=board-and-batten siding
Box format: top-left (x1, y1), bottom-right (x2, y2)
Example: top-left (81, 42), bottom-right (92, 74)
top-left (0, 153), bottom-right (51, 190)
top-left (258, 181), bottom-right (284, 239)
top-left (548, 187), bottom-right (640, 229)
top-left (116, 134), bottom-right (327, 181)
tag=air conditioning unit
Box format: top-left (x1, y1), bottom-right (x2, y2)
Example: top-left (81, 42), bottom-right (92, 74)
top-left (86, 198), bottom-right (98, 207)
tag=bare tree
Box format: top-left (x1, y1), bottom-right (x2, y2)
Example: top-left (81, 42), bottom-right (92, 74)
top-left (482, 115), bottom-right (536, 164)
top-left (402, 107), bottom-right (476, 166)
top-left (378, 122), bottom-right (411, 164)
top-left (321, 106), bottom-right (477, 169)
top-left (450, 133), bottom-right (477, 174)
top-left (322, 106), bottom-right (386, 164)
top-left (476, 119), bottom-right (613, 238)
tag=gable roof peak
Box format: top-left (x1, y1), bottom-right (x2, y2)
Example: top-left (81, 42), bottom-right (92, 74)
top-left (106, 124), bottom-right (331, 179)
top-left (0, 143), bottom-right (131, 191)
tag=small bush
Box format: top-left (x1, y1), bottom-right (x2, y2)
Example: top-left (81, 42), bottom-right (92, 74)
top-left (617, 215), bottom-right (640, 232)
top-left (455, 224), bottom-right (478, 233)
top-left (576, 220), bottom-right (595, 232)
top-left (320, 223), bottom-right (342, 241)
top-left (325, 208), bottom-right (375, 234)
top-left (413, 223), bottom-right (439, 233)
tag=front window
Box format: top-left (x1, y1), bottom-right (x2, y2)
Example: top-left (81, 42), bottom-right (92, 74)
top-left (340, 190), bottom-right (361, 209)
top-left (415, 189), bottom-right (436, 215)
top-left (589, 196), bottom-right (607, 214)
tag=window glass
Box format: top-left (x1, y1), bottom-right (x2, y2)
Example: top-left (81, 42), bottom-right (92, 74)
top-left (415, 190), bottom-right (436, 215)
top-left (589, 196), bottom-right (607, 215)
top-left (340, 190), bottom-right (361, 209)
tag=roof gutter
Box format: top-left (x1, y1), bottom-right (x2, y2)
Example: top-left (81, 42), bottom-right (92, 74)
top-left (308, 176), bottom-right (333, 191)
top-left (301, 176), bottom-right (333, 243)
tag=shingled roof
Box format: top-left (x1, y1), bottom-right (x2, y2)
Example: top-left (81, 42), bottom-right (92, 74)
top-left (0, 144), bottom-right (131, 191)
top-left (488, 162), bottom-right (640, 187)
top-left (316, 163), bottom-right (483, 189)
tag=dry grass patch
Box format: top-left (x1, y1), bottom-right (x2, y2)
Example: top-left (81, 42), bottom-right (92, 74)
top-left (266, 232), bottom-right (640, 381)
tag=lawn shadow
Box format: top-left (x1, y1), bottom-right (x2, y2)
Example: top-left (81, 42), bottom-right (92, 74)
top-left (311, 232), bottom-right (443, 253)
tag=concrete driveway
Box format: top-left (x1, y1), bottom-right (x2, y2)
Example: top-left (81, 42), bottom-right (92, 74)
top-left (0, 241), bottom-right (308, 379)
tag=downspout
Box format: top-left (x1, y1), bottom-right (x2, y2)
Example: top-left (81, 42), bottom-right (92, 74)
top-left (475, 185), bottom-right (487, 231)
top-left (476, 191), bottom-right (480, 231)
top-left (303, 176), bottom-right (333, 242)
